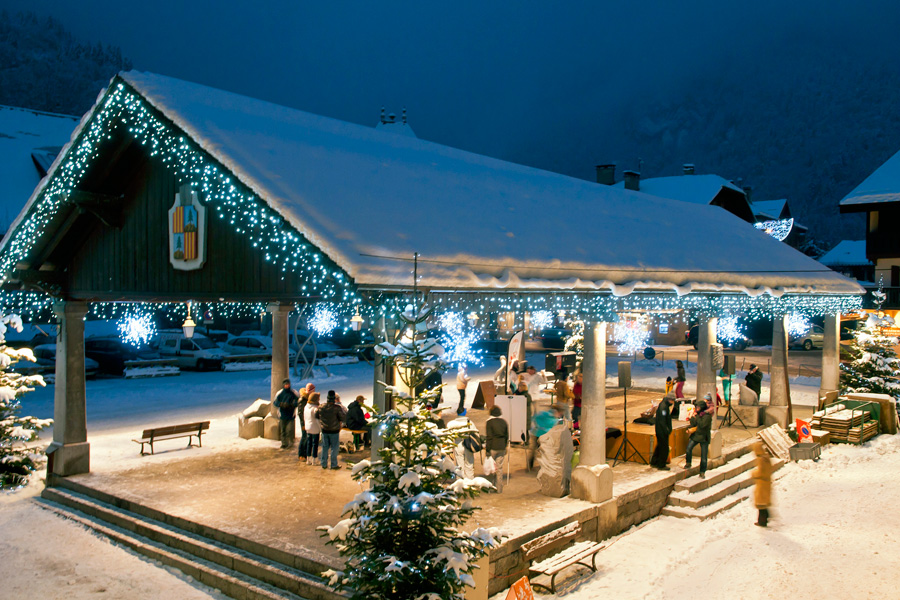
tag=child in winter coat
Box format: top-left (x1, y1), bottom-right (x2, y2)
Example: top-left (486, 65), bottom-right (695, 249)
top-left (303, 393), bottom-right (322, 464)
top-left (752, 441), bottom-right (773, 527)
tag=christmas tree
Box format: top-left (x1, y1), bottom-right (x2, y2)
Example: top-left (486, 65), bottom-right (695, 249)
top-left (319, 301), bottom-right (500, 600)
top-left (0, 313), bottom-right (50, 490)
top-left (840, 283), bottom-right (900, 406)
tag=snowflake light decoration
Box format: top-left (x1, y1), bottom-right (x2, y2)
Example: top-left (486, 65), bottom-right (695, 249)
top-left (530, 310), bottom-right (553, 331)
top-left (717, 314), bottom-right (745, 344)
top-left (117, 314), bottom-right (157, 346)
top-left (786, 312), bottom-right (811, 338)
top-left (613, 318), bottom-right (650, 354)
top-left (754, 218), bottom-right (794, 242)
top-left (309, 305), bottom-right (338, 336)
top-left (437, 311), bottom-right (484, 367)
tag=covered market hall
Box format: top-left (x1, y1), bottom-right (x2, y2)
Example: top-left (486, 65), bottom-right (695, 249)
top-left (0, 71), bottom-right (864, 595)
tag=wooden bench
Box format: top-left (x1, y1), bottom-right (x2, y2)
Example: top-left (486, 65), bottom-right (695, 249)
top-left (133, 421), bottom-right (210, 455)
top-left (522, 522), bottom-right (605, 594)
top-left (341, 427), bottom-right (370, 453)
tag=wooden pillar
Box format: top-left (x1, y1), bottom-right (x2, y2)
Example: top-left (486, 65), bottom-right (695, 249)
top-left (768, 315), bottom-right (792, 427)
top-left (820, 312), bottom-right (841, 396)
top-left (571, 321), bottom-right (613, 503)
top-left (268, 303), bottom-right (292, 404)
top-left (47, 301), bottom-right (90, 477)
top-left (696, 316), bottom-right (718, 403)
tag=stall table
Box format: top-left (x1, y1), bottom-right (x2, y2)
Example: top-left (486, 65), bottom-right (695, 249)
top-left (605, 420), bottom-right (692, 464)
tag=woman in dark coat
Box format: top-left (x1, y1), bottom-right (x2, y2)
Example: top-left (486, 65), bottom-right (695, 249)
top-left (649, 394), bottom-right (673, 470)
top-left (346, 395), bottom-right (371, 447)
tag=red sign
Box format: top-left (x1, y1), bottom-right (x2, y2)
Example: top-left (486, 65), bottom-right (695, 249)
top-left (506, 577), bottom-right (535, 600)
top-left (796, 419), bottom-right (812, 443)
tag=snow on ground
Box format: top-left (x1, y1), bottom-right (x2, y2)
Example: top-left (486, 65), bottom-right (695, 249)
top-left (0, 483), bottom-right (225, 599)
top-left (503, 433), bottom-right (900, 600)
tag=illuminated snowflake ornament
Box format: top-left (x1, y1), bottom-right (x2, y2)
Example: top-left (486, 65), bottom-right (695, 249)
top-left (754, 218), bottom-right (794, 241)
top-left (717, 314), bottom-right (745, 344)
top-left (437, 311), bottom-right (484, 366)
top-left (786, 312), bottom-right (812, 338)
top-left (117, 314), bottom-right (157, 346)
top-left (530, 310), bottom-right (553, 330)
top-left (613, 318), bottom-right (650, 353)
top-left (309, 305), bottom-right (338, 336)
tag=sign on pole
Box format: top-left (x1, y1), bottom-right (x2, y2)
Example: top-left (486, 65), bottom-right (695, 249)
top-left (506, 330), bottom-right (525, 394)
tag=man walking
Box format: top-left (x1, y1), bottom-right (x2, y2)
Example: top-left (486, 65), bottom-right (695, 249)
top-left (316, 390), bottom-right (345, 469)
top-left (273, 379), bottom-right (299, 449)
top-left (485, 406), bottom-right (509, 492)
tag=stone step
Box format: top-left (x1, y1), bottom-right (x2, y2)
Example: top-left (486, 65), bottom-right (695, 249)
top-left (38, 488), bottom-right (343, 600)
top-left (661, 487), bottom-right (752, 521)
top-left (667, 472), bottom-right (754, 509)
top-left (674, 453), bottom-right (757, 494)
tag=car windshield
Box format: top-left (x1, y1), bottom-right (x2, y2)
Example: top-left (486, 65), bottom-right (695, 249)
top-left (193, 337), bottom-right (217, 349)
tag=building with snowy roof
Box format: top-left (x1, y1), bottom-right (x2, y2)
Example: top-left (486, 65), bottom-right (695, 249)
top-left (0, 105), bottom-right (78, 233)
top-left (750, 198), bottom-right (808, 249)
top-left (818, 240), bottom-right (874, 283)
top-left (840, 146), bottom-right (900, 306)
top-left (0, 71), bottom-right (861, 481)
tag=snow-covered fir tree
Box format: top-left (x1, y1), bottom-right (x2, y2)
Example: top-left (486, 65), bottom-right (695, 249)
top-left (0, 313), bottom-right (50, 490)
top-left (563, 318), bottom-right (585, 357)
top-left (319, 301), bottom-right (500, 600)
top-left (840, 285), bottom-right (900, 406)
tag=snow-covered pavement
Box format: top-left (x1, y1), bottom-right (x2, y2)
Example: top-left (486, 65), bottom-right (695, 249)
top-left (520, 433), bottom-right (900, 600)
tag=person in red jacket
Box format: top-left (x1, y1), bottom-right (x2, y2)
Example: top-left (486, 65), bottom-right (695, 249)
top-left (571, 371), bottom-right (583, 427)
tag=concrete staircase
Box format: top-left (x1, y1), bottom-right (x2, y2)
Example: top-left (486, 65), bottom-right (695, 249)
top-left (660, 452), bottom-right (785, 521)
top-left (36, 480), bottom-right (344, 600)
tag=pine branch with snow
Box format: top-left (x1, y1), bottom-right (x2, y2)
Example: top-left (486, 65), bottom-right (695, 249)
top-left (840, 309), bottom-right (900, 408)
top-left (0, 313), bottom-right (50, 490)
top-left (319, 301), bottom-right (500, 600)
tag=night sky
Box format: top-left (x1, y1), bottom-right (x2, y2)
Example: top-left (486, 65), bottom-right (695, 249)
top-left (3, 0), bottom-right (900, 183)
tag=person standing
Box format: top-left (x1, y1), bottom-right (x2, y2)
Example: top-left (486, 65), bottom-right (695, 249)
top-left (684, 398), bottom-right (712, 477)
top-left (273, 379), bottom-right (299, 449)
top-left (456, 364), bottom-right (470, 415)
top-left (752, 441), bottom-right (773, 527)
top-left (514, 375), bottom-right (533, 444)
top-left (297, 383), bottom-right (315, 460)
top-left (745, 364), bottom-right (763, 399)
top-left (303, 392), bottom-right (322, 465)
top-left (448, 416), bottom-right (478, 479)
top-left (571, 372), bottom-right (583, 426)
top-left (553, 371), bottom-right (573, 421)
top-left (674, 360), bottom-right (686, 399)
top-left (316, 390), bottom-right (345, 469)
top-left (650, 393), bottom-right (674, 470)
top-left (484, 406), bottom-right (509, 492)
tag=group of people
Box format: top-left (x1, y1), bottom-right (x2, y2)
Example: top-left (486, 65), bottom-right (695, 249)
top-left (272, 379), bottom-right (371, 470)
top-left (431, 404), bottom-right (511, 493)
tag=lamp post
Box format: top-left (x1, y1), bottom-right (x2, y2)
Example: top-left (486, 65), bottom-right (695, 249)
top-left (467, 312), bottom-right (479, 327)
top-left (351, 306), bottom-right (365, 332)
top-left (182, 301), bottom-right (196, 339)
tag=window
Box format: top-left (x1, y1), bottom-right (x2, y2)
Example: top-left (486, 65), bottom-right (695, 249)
top-left (232, 338), bottom-right (248, 347)
top-left (164, 339), bottom-right (177, 348)
top-left (180, 339), bottom-right (195, 351)
top-left (193, 337), bottom-right (217, 349)
top-left (249, 339), bottom-right (265, 349)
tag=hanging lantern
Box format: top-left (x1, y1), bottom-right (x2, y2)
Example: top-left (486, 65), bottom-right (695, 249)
top-left (467, 312), bottom-right (479, 327)
top-left (350, 306), bottom-right (365, 332)
top-left (182, 301), bottom-right (196, 339)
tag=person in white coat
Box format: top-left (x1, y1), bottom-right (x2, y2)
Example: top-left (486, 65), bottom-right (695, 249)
top-left (455, 364), bottom-right (470, 415)
top-left (302, 392), bottom-right (322, 465)
top-left (448, 416), bottom-right (478, 479)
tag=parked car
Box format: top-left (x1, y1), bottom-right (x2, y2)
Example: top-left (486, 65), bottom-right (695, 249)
top-left (539, 327), bottom-right (572, 350)
top-left (85, 336), bottom-right (161, 375)
top-left (326, 328), bottom-right (376, 360)
top-left (290, 330), bottom-right (342, 362)
top-left (687, 325), bottom-right (752, 351)
top-left (12, 344), bottom-right (100, 379)
top-left (790, 324), bottom-right (824, 351)
top-left (222, 334), bottom-right (298, 363)
top-left (156, 330), bottom-right (228, 370)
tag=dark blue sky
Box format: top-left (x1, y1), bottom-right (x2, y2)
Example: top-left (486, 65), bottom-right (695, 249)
top-left (3, 1), bottom-right (899, 181)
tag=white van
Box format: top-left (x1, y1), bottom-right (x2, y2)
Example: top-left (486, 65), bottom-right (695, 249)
top-left (156, 330), bottom-right (228, 370)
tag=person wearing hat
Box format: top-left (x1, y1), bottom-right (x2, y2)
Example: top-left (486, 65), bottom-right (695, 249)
top-left (649, 393), bottom-right (674, 470)
top-left (273, 378), bottom-right (299, 449)
top-left (485, 406), bottom-right (509, 492)
top-left (751, 441), bottom-right (773, 527)
top-left (297, 383), bottom-right (315, 460)
top-left (745, 364), bottom-right (763, 399)
top-left (684, 396), bottom-right (713, 477)
top-left (303, 392), bottom-right (322, 464)
top-left (316, 390), bottom-right (346, 469)
top-left (346, 395), bottom-right (371, 448)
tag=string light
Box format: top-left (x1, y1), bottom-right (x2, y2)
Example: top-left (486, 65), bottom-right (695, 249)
top-left (754, 218), bottom-right (794, 242)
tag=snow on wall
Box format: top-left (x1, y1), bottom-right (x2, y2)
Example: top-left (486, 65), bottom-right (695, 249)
top-left (7, 71), bottom-right (864, 297)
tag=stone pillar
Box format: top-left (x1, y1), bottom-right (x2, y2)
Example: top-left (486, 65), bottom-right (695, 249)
top-left (768, 315), bottom-right (792, 427)
top-left (820, 312), bottom-right (841, 396)
top-left (696, 316), bottom-right (718, 403)
top-left (47, 301), bottom-right (90, 477)
top-left (571, 322), bottom-right (613, 503)
top-left (268, 303), bottom-right (292, 404)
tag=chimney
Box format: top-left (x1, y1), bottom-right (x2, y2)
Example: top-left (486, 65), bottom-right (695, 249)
top-left (742, 185), bottom-right (752, 202)
top-left (682, 163), bottom-right (695, 175)
top-left (623, 170), bottom-right (640, 191)
top-left (595, 164), bottom-right (616, 185)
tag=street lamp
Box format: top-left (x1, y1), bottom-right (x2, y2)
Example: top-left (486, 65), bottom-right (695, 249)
top-left (467, 312), bottom-right (479, 327)
top-left (350, 306), bottom-right (364, 332)
top-left (182, 301), bottom-right (196, 339)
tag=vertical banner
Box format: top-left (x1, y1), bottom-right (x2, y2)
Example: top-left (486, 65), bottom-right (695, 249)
top-left (506, 330), bottom-right (524, 394)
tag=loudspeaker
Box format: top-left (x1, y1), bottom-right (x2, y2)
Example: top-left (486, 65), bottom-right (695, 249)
top-left (618, 361), bottom-right (632, 389)
top-left (723, 355), bottom-right (736, 376)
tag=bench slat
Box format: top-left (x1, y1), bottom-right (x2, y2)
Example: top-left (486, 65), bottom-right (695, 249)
top-left (531, 541), bottom-right (603, 575)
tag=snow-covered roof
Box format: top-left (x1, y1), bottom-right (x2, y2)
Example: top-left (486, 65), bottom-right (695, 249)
top-left (818, 240), bottom-right (872, 267)
top-left (753, 199), bottom-right (787, 220)
top-left (3, 71), bottom-right (863, 298)
top-left (0, 105), bottom-right (78, 231)
top-left (841, 147), bottom-right (900, 208)
top-left (612, 174), bottom-right (744, 206)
